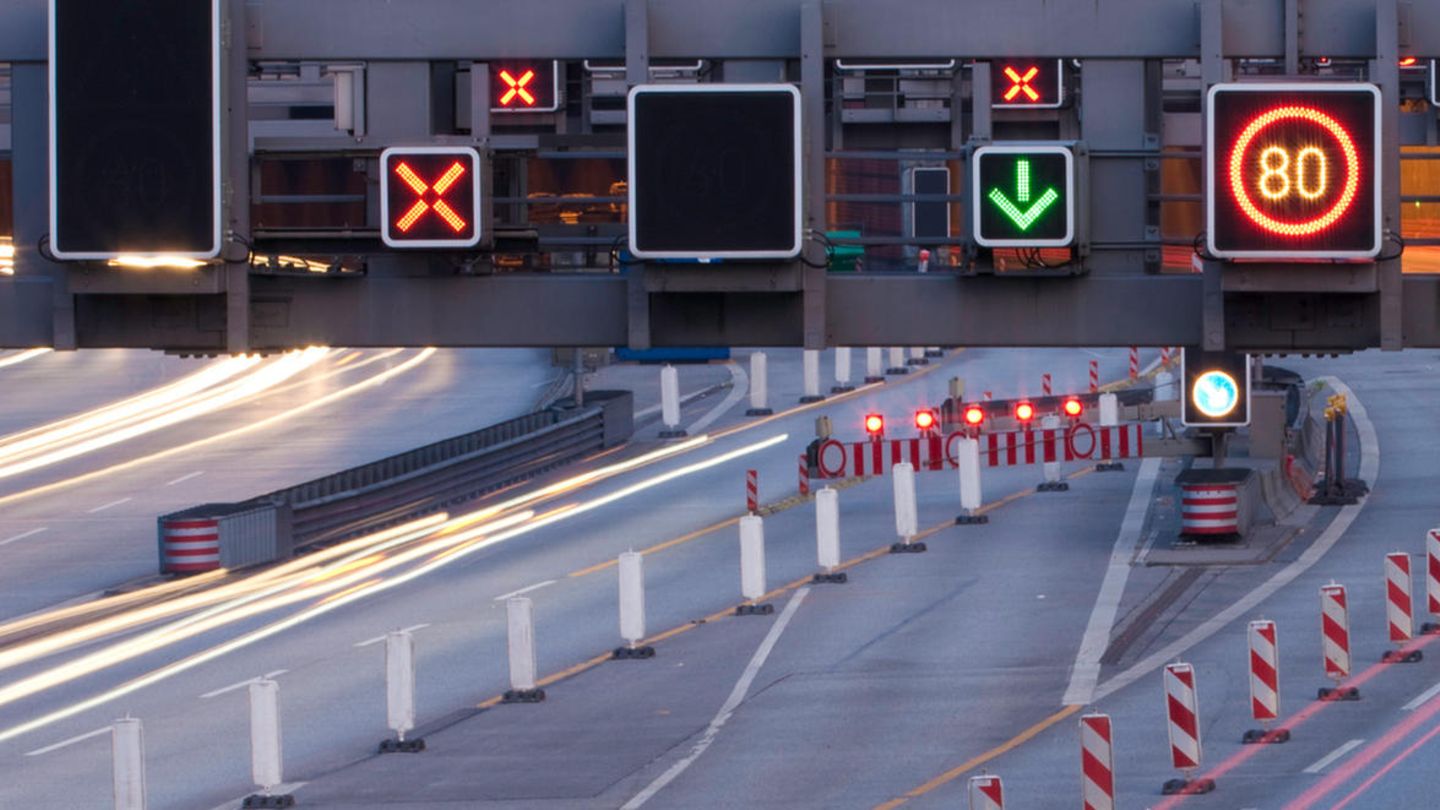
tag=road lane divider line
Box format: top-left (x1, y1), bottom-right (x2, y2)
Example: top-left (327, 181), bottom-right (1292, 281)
top-left (1402, 680), bottom-right (1440, 711)
top-left (87, 497), bottom-right (131, 513)
top-left (1063, 457), bottom-right (1162, 705)
top-left (1303, 739), bottom-right (1366, 773)
top-left (621, 587), bottom-right (810, 809)
top-left (24, 724), bottom-right (112, 756)
top-left (165, 471), bottom-right (205, 486)
top-left (494, 580), bottom-right (557, 601)
top-left (1328, 722), bottom-right (1440, 809)
top-left (200, 669), bottom-right (289, 700)
top-left (686, 360), bottom-right (748, 435)
top-left (355, 624), bottom-right (430, 648)
top-left (0, 527), bottom-right (47, 547)
top-left (0, 348), bottom-right (51, 370)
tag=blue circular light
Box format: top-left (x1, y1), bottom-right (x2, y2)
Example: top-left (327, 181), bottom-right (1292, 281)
top-left (1192, 370), bottom-right (1240, 418)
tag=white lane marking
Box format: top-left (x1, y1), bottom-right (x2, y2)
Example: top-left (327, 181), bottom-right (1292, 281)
top-left (200, 669), bottom-right (289, 699)
top-left (165, 470), bottom-right (205, 486)
top-left (0, 527), bottom-right (48, 547)
top-left (635, 379), bottom-right (734, 420)
top-left (1303, 738), bottom-right (1366, 774)
top-left (354, 623), bottom-right (430, 648)
top-left (87, 497), bottom-right (131, 514)
top-left (206, 782), bottom-right (309, 810)
top-left (25, 725), bottom-right (112, 756)
top-left (1403, 681), bottom-right (1440, 711)
top-left (621, 587), bottom-right (810, 810)
top-left (494, 580), bottom-right (556, 601)
top-left (1093, 375), bottom-right (1377, 703)
top-left (686, 360), bottom-right (748, 434)
top-left (1063, 457), bottom-right (1162, 705)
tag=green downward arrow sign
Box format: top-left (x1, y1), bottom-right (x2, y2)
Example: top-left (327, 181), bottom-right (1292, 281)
top-left (987, 158), bottom-right (1059, 231)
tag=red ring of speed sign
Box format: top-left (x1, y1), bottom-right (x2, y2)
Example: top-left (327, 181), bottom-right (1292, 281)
top-left (1227, 106), bottom-right (1361, 237)
top-left (817, 438), bottom-right (847, 478)
top-left (1066, 422), bottom-right (1096, 459)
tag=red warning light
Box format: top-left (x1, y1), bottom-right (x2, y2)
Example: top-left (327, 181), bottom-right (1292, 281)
top-left (991, 59), bottom-right (1065, 109)
top-left (1399, 56), bottom-right (1419, 68)
top-left (963, 405), bottom-right (985, 426)
top-left (499, 69), bottom-right (537, 107)
top-left (1014, 402), bottom-right (1035, 423)
top-left (380, 147), bottom-right (482, 249)
top-left (864, 414), bottom-right (885, 436)
top-left (914, 409), bottom-right (937, 431)
top-left (1063, 397), bottom-right (1084, 418)
top-left (1003, 65), bottom-right (1040, 102)
top-left (489, 61), bottom-right (560, 113)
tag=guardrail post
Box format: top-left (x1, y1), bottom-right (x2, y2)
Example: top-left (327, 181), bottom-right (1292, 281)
top-left (658, 364), bottom-right (686, 438)
top-left (747, 352), bottom-right (773, 416)
top-left (865, 347), bottom-right (884, 383)
top-left (736, 515), bottom-right (773, 615)
top-left (891, 461), bottom-right (926, 553)
top-left (614, 551), bottom-right (655, 658)
top-left (887, 347), bottom-right (909, 375)
top-left (1096, 393), bottom-right (1124, 471)
top-left (378, 629), bottom-right (424, 753)
top-left (1038, 415), bottom-right (1069, 492)
top-left (112, 718), bottom-right (146, 810)
top-left (244, 679), bottom-right (294, 808)
top-left (812, 487), bottom-right (846, 583)
top-left (800, 349), bottom-right (825, 403)
top-left (956, 437), bottom-right (988, 524)
top-left (503, 596), bottom-right (545, 702)
top-left (832, 347), bottom-right (855, 393)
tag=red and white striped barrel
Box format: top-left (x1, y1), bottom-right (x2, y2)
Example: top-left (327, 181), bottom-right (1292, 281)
top-left (160, 518), bottom-right (221, 574)
top-left (1321, 583), bottom-right (1352, 679)
top-left (1128, 346), bottom-right (1139, 380)
top-left (1080, 713), bottom-right (1115, 810)
top-left (1428, 529), bottom-right (1440, 619)
top-left (1248, 620), bottom-right (1280, 722)
top-left (1180, 483), bottom-right (1239, 536)
top-left (797, 455), bottom-right (810, 497)
top-left (745, 468), bottom-right (758, 513)
top-left (967, 774), bottom-right (1004, 810)
top-left (1164, 662), bottom-right (1203, 771)
top-left (1386, 552), bottom-right (1414, 644)
top-left (1089, 360), bottom-right (1099, 394)
top-left (1042, 373), bottom-right (1053, 397)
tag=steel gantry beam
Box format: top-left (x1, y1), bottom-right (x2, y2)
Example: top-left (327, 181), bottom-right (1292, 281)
top-left (2, 0), bottom-right (1440, 353)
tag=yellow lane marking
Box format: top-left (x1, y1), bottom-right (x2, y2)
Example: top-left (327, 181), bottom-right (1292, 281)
top-left (873, 704), bottom-right (1083, 810)
top-left (567, 517), bottom-right (742, 578)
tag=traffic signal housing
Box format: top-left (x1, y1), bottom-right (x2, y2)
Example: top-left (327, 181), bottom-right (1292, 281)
top-left (864, 413), bottom-right (885, 438)
top-left (1181, 348), bottom-right (1251, 427)
top-left (1014, 401), bottom-right (1036, 424)
top-left (963, 404), bottom-right (986, 427)
top-left (914, 409), bottom-right (938, 432)
top-left (380, 147), bottom-right (484, 248)
top-left (1062, 397), bottom-right (1084, 419)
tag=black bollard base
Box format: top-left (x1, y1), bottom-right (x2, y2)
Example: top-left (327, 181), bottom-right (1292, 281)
top-left (613, 645), bottom-right (656, 660)
top-left (889, 541), bottom-right (928, 554)
top-left (243, 794), bottom-right (296, 808)
top-left (1241, 728), bottom-right (1290, 744)
top-left (1095, 462), bottom-right (1125, 472)
top-left (798, 395), bottom-right (826, 404)
top-left (658, 429), bottom-right (688, 439)
top-left (378, 737), bottom-right (426, 754)
top-left (886, 367), bottom-right (910, 375)
top-left (502, 688), bottom-right (546, 704)
top-left (1037, 481), bottom-right (1070, 492)
top-left (863, 376), bottom-right (886, 384)
top-left (812, 572), bottom-right (848, 584)
top-left (1161, 778), bottom-right (1215, 795)
top-left (1382, 649), bottom-right (1424, 664)
top-left (831, 385), bottom-right (856, 394)
top-left (956, 514), bottom-right (989, 525)
top-left (736, 603), bottom-right (774, 616)
top-left (744, 408), bottom-right (774, 416)
top-left (1318, 685), bottom-right (1361, 701)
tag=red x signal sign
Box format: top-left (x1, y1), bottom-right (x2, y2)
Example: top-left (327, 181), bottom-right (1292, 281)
top-left (990, 59), bottom-right (1066, 109)
top-left (489, 61), bottom-right (561, 113)
top-left (380, 147), bottom-right (483, 248)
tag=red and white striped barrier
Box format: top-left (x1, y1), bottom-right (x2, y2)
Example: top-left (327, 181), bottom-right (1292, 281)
top-left (967, 775), bottom-right (1004, 810)
top-left (1179, 482), bottom-right (1240, 536)
top-left (1042, 373), bottom-right (1053, 397)
top-left (1383, 552), bottom-right (1424, 662)
top-left (809, 424), bottom-right (1144, 479)
top-left (745, 469), bottom-right (758, 514)
top-left (1161, 662), bottom-right (1215, 794)
top-left (1080, 713), bottom-right (1115, 810)
top-left (1426, 528), bottom-right (1440, 633)
top-left (1319, 583), bottom-right (1359, 699)
top-left (1128, 346), bottom-right (1139, 380)
top-left (797, 455), bottom-right (810, 497)
top-left (1089, 360), bottom-right (1099, 394)
top-left (1248, 620), bottom-right (1280, 723)
top-left (160, 518), bottom-right (221, 574)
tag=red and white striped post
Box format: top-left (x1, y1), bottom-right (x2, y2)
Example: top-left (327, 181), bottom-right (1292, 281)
top-left (967, 774), bottom-right (1004, 810)
top-left (797, 454), bottom-right (810, 498)
top-left (1161, 662), bottom-right (1214, 795)
top-left (1128, 346), bottom-right (1139, 380)
top-left (1383, 552), bottom-right (1424, 663)
top-left (1042, 373), bottom-right (1053, 397)
top-left (745, 469), bottom-right (758, 514)
top-left (1243, 620), bottom-right (1289, 743)
top-left (1424, 528), bottom-right (1440, 634)
top-left (1319, 582), bottom-right (1359, 700)
top-left (1161, 346), bottom-right (1172, 367)
top-left (984, 390), bottom-right (993, 402)
top-left (1080, 713), bottom-right (1115, 810)
top-left (1088, 360), bottom-right (1099, 394)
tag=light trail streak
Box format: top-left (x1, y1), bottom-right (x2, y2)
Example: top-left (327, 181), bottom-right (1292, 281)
top-left (0, 432), bottom-right (788, 743)
top-left (0, 349), bottom-right (52, 371)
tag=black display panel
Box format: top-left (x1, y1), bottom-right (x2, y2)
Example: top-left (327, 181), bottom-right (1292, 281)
top-left (627, 86), bottom-right (801, 259)
top-left (912, 167), bottom-right (951, 239)
top-left (380, 148), bottom-right (482, 248)
top-left (50, 0), bottom-right (219, 259)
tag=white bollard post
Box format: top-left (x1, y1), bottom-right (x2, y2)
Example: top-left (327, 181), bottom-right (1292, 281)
top-left (956, 437), bottom-right (988, 524)
top-left (249, 679), bottom-right (284, 795)
top-left (832, 347), bottom-right (854, 393)
top-left (887, 346), bottom-right (909, 375)
top-left (111, 718), bottom-right (146, 810)
top-left (925, 346), bottom-right (944, 358)
top-left (1039, 415), bottom-right (1066, 491)
top-left (747, 352), bottom-right (773, 416)
top-left (385, 630), bottom-right (416, 743)
top-left (613, 551), bottom-right (654, 658)
top-left (505, 596), bottom-right (543, 701)
top-left (865, 347), bottom-right (884, 383)
top-left (814, 487), bottom-right (844, 581)
top-left (659, 364), bottom-right (686, 438)
top-left (1097, 392), bottom-right (1123, 471)
top-left (891, 462), bottom-right (922, 554)
top-left (801, 349), bottom-right (825, 403)
top-left (908, 346), bottom-right (928, 366)
top-left (737, 515), bottom-right (772, 614)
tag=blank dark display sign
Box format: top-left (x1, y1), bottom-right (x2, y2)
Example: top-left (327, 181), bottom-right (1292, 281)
top-left (912, 167), bottom-right (951, 239)
top-left (50, 0), bottom-right (220, 258)
top-left (628, 85), bottom-right (801, 259)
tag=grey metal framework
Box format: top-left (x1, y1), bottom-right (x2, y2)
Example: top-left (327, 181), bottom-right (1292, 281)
top-left (2, 0), bottom-right (1440, 352)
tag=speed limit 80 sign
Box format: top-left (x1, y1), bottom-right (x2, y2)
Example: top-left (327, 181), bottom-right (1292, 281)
top-left (1206, 83), bottom-right (1381, 260)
